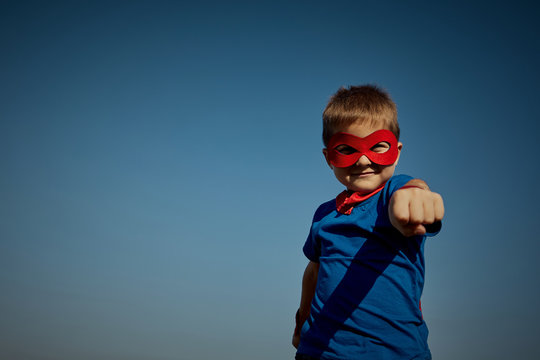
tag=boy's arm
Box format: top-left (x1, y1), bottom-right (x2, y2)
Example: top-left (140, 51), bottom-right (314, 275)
top-left (389, 179), bottom-right (444, 237)
top-left (292, 260), bottom-right (319, 349)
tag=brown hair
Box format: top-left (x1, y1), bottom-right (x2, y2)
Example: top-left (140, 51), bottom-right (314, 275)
top-left (322, 85), bottom-right (400, 146)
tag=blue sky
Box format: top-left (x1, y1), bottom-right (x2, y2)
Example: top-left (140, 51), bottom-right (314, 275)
top-left (1, 1), bottom-right (539, 359)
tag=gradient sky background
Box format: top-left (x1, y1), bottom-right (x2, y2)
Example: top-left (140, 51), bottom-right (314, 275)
top-left (1, 1), bottom-right (539, 359)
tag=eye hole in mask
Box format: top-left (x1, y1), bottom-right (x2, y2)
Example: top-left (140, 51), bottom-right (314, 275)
top-left (327, 130), bottom-right (398, 168)
top-left (335, 142), bottom-right (392, 155)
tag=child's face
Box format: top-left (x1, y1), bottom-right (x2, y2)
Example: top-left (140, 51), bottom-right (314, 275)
top-left (323, 122), bottom-right (403, 194)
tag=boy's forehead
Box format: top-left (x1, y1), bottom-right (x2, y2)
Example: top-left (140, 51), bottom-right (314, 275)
top-left (335, 121), bottom-right (390, 138)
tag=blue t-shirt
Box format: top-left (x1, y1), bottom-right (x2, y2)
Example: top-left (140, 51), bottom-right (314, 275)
top-left (298, 175), bottom-right (439, 360)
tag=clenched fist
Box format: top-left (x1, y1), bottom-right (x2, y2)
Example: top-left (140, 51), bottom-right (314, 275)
top-left (389, 185), bottom-right (444, 237)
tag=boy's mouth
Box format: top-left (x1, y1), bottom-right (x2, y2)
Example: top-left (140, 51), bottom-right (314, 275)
top-left (351, 171), bottom-right (376, 177)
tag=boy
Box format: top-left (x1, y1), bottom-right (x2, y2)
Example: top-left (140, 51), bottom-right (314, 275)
top-left (292, 85), bottom-right (444, 359)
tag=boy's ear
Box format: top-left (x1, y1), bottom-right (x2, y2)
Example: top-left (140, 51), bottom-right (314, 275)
top-left (394, 142), bottom-right (403, 165)
top-left (322, 148), bottom-right (334, 169)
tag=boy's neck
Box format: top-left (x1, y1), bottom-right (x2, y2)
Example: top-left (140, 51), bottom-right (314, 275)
top-left (337, 182), bottom-right (386, 215)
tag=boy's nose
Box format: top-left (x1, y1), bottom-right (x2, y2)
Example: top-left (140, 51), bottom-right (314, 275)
top-left (355, 154), bottom-right (372, 166)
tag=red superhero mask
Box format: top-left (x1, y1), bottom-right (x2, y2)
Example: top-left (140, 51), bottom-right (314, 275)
top-left (327, 129), bottom-right (399, 168)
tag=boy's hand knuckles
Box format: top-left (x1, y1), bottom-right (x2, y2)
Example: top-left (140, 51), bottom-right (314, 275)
top-left (434, 209), bottom-right (444, 221)
top-left (420, 208), bottom-right (434, 224)
top-left (426, 195), bottom-right (437, 206)
top-left (394, 190), bottom-right (410, 201)
top-left (390, 202), bottom-right (408, 216)
top-left (435, 197), bottom-right (445, 217)
top-left (408, 205), bottom-right (423, 223)
top-left (405, 188), bottom-right (428, 199)
top-left (413, 212), bottom-right (426, 224)
top-left (424, 215), bottom-right (435, 224)
top-left (423, 205), bottom-right (435, 224)
top-left (393, 213), bottom-right (410, 224)
top-left (433, 201), bottom-right (444, 219)
top-left (411, 195), bottom-right (423, 206)
top-left (432, 192), bottom-right (443, 201)
top-left (409, 216), bottom-right (423, 225)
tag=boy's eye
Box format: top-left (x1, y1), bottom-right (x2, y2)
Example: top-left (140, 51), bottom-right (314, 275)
top-left (335, 145), bottom-right (357, 155)
top-left (371, 142), bottom-right (390, 153)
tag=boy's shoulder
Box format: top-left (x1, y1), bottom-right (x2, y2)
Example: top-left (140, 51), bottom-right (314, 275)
top-left (386, 174), bottom-right (414, 189)
top-left (312, 198), bottom-right (336, 223)
top-left (380, 174), bottom-right (414, 200)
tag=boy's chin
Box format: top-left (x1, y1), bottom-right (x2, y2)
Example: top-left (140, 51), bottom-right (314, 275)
top-left (346, 180), bottom-right (385, 194)
top-left (342, 171), bottom-right (394, 193)
top-left (348, 187), bottom-right (379, 194)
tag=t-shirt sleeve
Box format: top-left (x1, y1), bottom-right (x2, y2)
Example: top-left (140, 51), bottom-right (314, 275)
top-left (302, 200), bottom-right (334, 262)
top-left (303, 225), bottom-right (321, 262)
